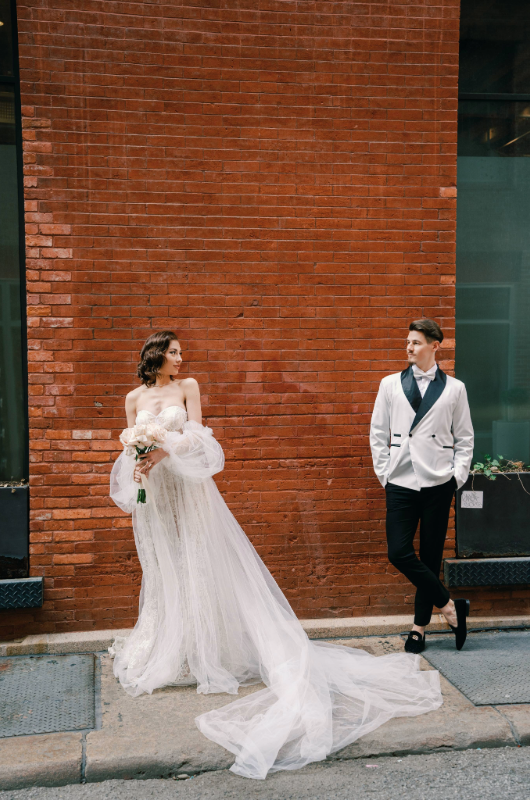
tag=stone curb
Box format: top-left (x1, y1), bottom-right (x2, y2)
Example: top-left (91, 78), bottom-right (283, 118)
top-left (1, 615), bottom-right (529, 656)
top-left (302, 614), bottom-right (530, 640)
top-left (0, 733), bottom-right (82, 791)
top-left (0, 628), bottom-right (132, 657)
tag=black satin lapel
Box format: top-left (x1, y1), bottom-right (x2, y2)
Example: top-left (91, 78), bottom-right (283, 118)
top-left (401, 366), bottom-right (422, 413)
top-left (410, 368), bottom-right (447, 432)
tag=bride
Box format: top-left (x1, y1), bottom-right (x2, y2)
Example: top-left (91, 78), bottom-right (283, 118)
top-left (110, 330), bottom-right (442, 780)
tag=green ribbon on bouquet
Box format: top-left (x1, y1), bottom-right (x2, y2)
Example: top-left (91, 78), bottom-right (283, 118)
top-left (135, 444), bottom-right (158, 503)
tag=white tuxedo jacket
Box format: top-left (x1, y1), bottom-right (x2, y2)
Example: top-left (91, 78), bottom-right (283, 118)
top-left (370, 366), bottom-right (474, 491)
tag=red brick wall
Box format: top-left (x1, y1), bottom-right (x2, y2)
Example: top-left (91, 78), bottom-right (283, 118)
top-left (3, 0), bottom-right (528, 639)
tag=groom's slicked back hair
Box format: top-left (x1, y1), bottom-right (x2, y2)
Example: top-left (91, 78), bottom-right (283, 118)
top-left (138, 330), bottom-right (179, 386)
top-left (409, 318), bottom-right (443, 344)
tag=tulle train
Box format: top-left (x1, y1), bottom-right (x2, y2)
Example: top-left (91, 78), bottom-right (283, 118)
top-left (110, 414), bottom-right (442, 780)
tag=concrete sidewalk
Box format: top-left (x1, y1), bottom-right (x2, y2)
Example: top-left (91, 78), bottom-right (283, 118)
top-left (1, 617), bottom-right (529, 791)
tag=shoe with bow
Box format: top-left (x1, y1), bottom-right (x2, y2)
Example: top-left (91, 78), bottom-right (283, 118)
top-left (404, 630), bottom-right (426, 654)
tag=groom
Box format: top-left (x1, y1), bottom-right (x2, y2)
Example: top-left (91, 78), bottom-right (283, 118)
top-left (370, 319), bottom-right (474, 653)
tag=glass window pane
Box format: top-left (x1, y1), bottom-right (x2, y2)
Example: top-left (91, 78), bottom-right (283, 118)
top-left (456, 154), bottom-right (530, 463)
top-left (0, 88), bottom-right (16, 145)
top-left (0, 85), bottom-right (25, 480)
top-left (456, 286), bottom-right (510, 321)
top-left (458, 101), bottom-right (530, 157)
top-left (458, 1), bottom-right (530, 464)
top-left (455, 320), bottom-right (511, 456)
top-left (0, 0), bottom-right (14, 78)
top-left (460, 1), bottom-right (530, 94)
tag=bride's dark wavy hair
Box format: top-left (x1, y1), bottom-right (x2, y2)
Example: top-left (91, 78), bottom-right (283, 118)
top-left (137, 330), bottom-right (179, 387)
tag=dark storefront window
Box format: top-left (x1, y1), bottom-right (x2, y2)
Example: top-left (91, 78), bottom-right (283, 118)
top-left (457, 1), bottom-right (530, 464)
top-left (0, 0), bottom-right (27, 481)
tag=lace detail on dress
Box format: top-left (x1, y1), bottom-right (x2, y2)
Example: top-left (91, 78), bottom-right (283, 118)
top-left (110, 404), bottom-right (200, 690)
top-left (135, 405), bottom-right (188, 431)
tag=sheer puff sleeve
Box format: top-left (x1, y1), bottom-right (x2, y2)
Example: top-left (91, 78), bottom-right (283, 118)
top-left (110, 451), bottom-right (137, 514)
top-left (160, 420), bottom-right (225, 482)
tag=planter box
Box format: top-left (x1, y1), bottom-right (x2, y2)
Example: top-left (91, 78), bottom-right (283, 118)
top-left (455, 473), bottom-right (530, 558)
top-left (0, 485), bottom-right (29, 579)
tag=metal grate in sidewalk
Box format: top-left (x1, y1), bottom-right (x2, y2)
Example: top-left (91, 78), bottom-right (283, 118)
top-left (422, 631), bottom-right (530, 706)
top-left (0, 654), bottom-right (95, 737)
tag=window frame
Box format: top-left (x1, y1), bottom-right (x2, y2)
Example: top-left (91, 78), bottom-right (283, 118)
top-left (0, 0), bottom-right (29, 480)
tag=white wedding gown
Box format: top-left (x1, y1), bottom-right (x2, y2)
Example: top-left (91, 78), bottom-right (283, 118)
top-left (110, 406), bottom-right (442, 780)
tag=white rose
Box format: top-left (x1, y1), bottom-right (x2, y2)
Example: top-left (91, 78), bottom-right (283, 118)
top-left (119, 428), bottom-right (134, 446)
top-left (119, 421), bottom-right (166, 454)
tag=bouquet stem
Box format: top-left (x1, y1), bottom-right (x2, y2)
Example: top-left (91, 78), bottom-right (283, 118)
top-left (135, 445), bottom-right (157, 503)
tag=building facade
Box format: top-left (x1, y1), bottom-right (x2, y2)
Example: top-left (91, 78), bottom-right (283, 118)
top-left (0, 0), bottom-right (529, 638)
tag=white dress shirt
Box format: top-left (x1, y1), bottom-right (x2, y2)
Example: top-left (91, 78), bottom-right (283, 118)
top-left (412, 363), bottom-right (438, 398)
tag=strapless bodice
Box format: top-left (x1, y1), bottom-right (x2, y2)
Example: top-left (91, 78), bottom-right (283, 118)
top-left (135, 405), bottom-right (187, 432)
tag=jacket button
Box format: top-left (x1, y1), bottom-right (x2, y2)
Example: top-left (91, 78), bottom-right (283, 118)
top-left (409, 433), bottom-right (412, 438)
top-left (432, 434), bottom-right (436, 438)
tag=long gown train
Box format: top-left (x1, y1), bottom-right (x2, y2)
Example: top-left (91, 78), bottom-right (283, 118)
top-left (110, 406), bottom-right (442, 780)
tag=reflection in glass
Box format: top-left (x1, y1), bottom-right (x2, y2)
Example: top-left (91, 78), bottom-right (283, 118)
top-left (0, 0), bottom-right (14, 78)
top-left (458, 102), bottom-right (530, 157)
top-left (460, 1), bottom-right (530, 94)
top-left (0, 85), bottom-right (25, 479)
top-left (457, 0), bottom-right (530, 465)
top-left (456, 156), bottom-right (530, 463)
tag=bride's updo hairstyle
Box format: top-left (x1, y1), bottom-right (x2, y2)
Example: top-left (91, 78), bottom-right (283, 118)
top-left (137, 330), bottom-right (178, 386)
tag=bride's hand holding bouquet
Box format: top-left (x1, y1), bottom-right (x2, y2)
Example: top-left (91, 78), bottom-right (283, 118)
top-left (119, 422), bottom-right (169, 503)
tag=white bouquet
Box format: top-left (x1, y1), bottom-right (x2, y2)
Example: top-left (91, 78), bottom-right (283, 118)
top-left (119, 423), bottom-right (167, 503)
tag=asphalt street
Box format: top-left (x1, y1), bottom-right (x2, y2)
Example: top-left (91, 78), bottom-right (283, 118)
top-left (1, 747), bottom-right (529, 800)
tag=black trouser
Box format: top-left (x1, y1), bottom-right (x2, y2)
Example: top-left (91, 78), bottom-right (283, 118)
top-left (385, 477), bottom-right (456, 627)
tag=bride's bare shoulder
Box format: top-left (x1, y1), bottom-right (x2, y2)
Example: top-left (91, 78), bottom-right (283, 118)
top-left (126, 385), bottom-right (145, 403)
top-left (179, 378), bottom-right (201, 421)
top-left (179, 377), bottom-right (199, 389)
top-left (179, 377), bottom-right (200, 397)
top-left (125, 385), bottom-right (145, 415)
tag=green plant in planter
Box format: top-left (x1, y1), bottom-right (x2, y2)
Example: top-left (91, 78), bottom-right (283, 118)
top-left (472, 454), bottom-right (530, 480)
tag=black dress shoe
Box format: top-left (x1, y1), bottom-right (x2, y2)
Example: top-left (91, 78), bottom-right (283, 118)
top-left (404, 631), bottom-right (425, 654)
top-left (449, 599), bottom-right (470, 651)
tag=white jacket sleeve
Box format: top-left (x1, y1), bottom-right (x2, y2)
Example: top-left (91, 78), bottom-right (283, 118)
top-left (452, 384), bottom-right (474, 489)
top-left (110, 451), bottom-right (137, 514)
top-left (160, 420), bottom-right (225, 483)
top-left (370, 380), bottom-right (391, 487)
